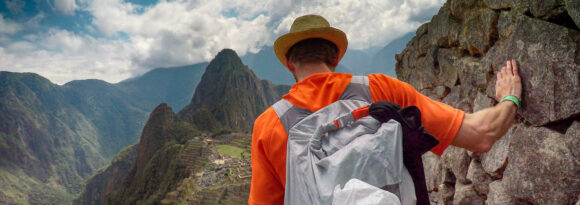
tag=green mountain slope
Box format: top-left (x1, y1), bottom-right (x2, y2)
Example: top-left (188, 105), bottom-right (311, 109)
top-left (64, 79), bottom-right (149, 159)
top-left (0, 72), bottom-right (147, 204)
top-left (0, 63), bottom-right (210, 204)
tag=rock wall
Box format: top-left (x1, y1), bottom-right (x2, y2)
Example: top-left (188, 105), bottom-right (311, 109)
top-left (396, 0), bottom-right (580, 204)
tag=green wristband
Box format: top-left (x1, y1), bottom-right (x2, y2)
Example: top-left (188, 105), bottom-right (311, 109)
top-left (500, 95), bottom-right (521, 109)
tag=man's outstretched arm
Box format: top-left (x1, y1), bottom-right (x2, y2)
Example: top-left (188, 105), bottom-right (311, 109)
top-left (452, 60), bottom-right (522, 152)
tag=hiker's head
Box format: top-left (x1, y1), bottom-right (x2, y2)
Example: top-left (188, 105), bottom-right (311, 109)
top-left (286, 38), bottom-right (339, 69)
top-left (274, 15), bottom-right (348, 77)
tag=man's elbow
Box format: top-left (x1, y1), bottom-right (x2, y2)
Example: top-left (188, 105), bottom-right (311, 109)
top-left (473, 124), bottom-right (497, 152)
top-left (474, 140), bottom-right (493, 152)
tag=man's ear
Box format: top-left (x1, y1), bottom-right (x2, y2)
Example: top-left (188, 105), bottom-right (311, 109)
top-left (332, 55), bottom-right (339, 67)
top-left (286, 58), bottom-right (296, 73)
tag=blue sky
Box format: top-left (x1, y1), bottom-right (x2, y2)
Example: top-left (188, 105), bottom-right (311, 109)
top-left (0, 0), bottom-right (444, 84)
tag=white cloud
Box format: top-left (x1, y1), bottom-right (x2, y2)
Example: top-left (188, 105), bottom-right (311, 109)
top-left (0, 0), bottom-right (444, 84)
top-left (7, 41), bottom-right (36, 52)
top-left (54, 0), bottom-right (78, 15)
top-left (83, 0), bottom-right (443, 74)
top-left (86, 0), bottom-right (271, 72)
top-left (42, 29), bottom-right (85, 51)
top-left (272, 0), bottom-right (444, 49)
top-left (0, 14), bottom-right (22, 34)
top-left (0, 29), bottom-right (135, 85)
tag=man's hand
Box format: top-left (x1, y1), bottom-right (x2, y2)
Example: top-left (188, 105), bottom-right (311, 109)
top-left (495, 60), bottom-right (522, 101)
top-left (452, 59), bottom-right (521, 152)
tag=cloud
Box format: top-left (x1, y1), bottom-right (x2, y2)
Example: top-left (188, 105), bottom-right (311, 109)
top-left (86, 0), bottom-right (271, 73)
top-left (0, 0), bottom-right (444, 84)
top-left (272, 0), bottom-right (445, 50)
top-left (7, 41), bottom-right (36, 52)
top-left (53, 0), bottom-right (78, 15)
top-left (84, 0), bottom-right (443, 73)
top-left (0, 29), bottom-right (135, 84)
top-left (0, 14), bottom-right (22, 34)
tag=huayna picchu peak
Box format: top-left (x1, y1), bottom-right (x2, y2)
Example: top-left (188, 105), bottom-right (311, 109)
top-left (181, 48), bottom-right (287, 132)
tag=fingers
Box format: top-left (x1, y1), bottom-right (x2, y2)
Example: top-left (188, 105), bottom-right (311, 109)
top-left (506, 60), bottom-right (513, 75)
top-left (498, 59), bottom-right (520, 80)
top-left (511, 59), bottom-right (519, 75)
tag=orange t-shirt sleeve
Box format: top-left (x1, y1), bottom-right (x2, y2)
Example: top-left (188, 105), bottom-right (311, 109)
top-left (249, 108), bottom-right (287, 205)
top-left (368, 74), bottom-right (465, 155)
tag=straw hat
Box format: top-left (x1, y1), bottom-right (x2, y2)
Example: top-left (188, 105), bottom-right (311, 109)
top-left (273, 15), bottom-right (348, 69)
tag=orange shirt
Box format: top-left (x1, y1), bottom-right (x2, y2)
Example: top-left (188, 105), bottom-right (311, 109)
top-left (249, 73), bottom-right (464, 205)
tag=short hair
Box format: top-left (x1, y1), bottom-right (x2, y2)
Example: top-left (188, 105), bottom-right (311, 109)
top-left (286, 38), bottom-right (339, 67)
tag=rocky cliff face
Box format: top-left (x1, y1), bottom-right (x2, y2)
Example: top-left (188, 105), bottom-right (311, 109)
top-left (74, 145), bottom-right (137, 205)
top-left (396, 0), bottom-right (579, 204)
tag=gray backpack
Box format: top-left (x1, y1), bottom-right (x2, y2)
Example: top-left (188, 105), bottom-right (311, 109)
top-left (272, 76), bottom-right (417, 205)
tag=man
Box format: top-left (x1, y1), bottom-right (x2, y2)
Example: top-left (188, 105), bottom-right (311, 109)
top-left (249, 15), bottom-right (521, 204)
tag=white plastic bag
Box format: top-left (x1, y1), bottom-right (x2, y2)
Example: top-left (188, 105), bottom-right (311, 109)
top-left (332, 178), bottom-right (402, 205)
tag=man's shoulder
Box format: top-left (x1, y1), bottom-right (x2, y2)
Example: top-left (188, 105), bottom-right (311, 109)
top-left (252, 105), bottom-right (286, 144)
top-left (254, 106), bottom-right (283, 133)
top-left (367, 73), bottom-right (410, 88)
top-left (255, 106), bottom-right (278, 123)
top-left (366, 73), bottom-right (399, 82)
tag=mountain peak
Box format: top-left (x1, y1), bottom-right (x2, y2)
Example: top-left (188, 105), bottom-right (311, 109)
top-left (180, 48), bottom-right (272, 132)
top-left (136, 103), bottom-right (177, 170)
top-left (216, 48), bottom-right (239, 59)
top-left (204, 49), bottom-right (245, 74)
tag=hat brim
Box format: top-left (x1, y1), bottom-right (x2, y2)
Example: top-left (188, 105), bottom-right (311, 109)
top-left (274, 27), bottom-right (348, 69)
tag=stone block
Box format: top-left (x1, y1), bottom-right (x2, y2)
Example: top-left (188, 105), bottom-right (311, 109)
top-left (441, 146), bottom-right (471, 184)
top-left (453, 183), bottom-right (485, 205)
top-left (485, 180), bottom-right (515, 205)
top-left (483, 14), bottom-right (580, 125)
top-left (502, 122), bottom-right (580, 204)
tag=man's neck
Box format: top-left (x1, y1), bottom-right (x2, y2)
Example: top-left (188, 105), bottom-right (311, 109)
top-left (294, 62), bottom-right (334, 82)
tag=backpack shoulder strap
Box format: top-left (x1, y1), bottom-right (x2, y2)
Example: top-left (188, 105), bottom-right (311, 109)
top-left (272, 99), bottom-right (312, 134)
top-left (338, 75), bottom-right (371, 103)
top-left (272, 75), bottom-right (371, 134)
